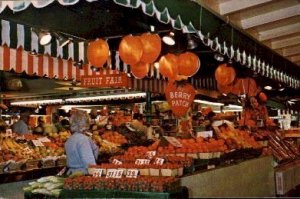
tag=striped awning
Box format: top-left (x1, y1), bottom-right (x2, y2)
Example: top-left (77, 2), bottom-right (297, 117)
top-left (0, 0), bottom-right (298, 88)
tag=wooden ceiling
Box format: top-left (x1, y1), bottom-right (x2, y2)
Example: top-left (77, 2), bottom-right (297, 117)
top-left (197, 0), bottom-right (300, 67)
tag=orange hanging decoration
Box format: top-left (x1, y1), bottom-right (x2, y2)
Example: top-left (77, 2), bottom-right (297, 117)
top-left (139, 33), bottom-right (161, 63)
top-left (119, 35), bottom-right (143, 65)
top-left (243, 78), bottom-right (257, 97)
top-left (158, 53), bottom-right (178, 80)
top-left (131, 62), bottom-right (150, 79)
top-left (87, 39), bottom-right (109, 67)
top-left (178, 52), bottom-right (200, 77)
top-left (215, 63), bottom-right (236, 86)
top-left (217, 83), bottom-right (232, 95)
top-left (258, 91), bottom-right (268, 102)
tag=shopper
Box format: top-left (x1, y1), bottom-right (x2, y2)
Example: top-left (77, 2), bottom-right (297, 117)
top-left (65, 110), bottom-right (99, 175)
top-left (12, 111), bottom-right (30, 134)
top-left (33, 116), bottom-right (45, 135)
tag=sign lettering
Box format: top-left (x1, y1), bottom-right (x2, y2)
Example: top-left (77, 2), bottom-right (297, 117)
top-left (105, 169), bottom-right (123, 178)
top-left (135, 159), bottom-right (150, 165)
top-left (81, 74), bottom-right (128, 88)
top-left (126, 169), bottom-right (139, 178)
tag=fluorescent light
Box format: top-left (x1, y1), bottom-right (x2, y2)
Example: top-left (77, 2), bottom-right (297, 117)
top-left (225, 104), bottom-right (243, 109)
top-left (11, 99), bottom-right (63, 106)
top-left (194, 99), bottom-right (224, 106)
top-left (264, 85), bottom-right (272, 90)
top-left (65, 92), bottom-right (147, 103)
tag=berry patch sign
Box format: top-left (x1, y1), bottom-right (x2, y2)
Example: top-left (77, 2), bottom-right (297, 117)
top-left (165, 82), bottom-right (196, 117)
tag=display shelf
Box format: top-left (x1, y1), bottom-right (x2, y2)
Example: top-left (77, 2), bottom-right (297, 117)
top-left (0, 166), bottom-right (63, 184)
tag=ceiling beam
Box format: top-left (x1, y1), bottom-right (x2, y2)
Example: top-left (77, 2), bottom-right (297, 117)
top-left (258, 23), bottom-right (300, 41)
top-left (282, 45), bottom-right (300, 57)
top-left (241, 4), bottom-right (300, 29)
top-left (219, 0), bottom-right (272, 15)
top-left (271, 35), bottom-right (300, 49)
top-left (289, 55), bottom-right (300, 62)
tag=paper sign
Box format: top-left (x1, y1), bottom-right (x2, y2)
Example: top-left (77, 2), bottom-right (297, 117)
top-left (106, 169), bottom-right (123, 178)
top-left (126, 169), bottom-right (139, 178)
top-left (81, 73), bottom-right (129, 88)
top-left (163, 136), bottom-right (182, 147)
top-left (92, 168), bottom-right (103, 178)
top-left (38, 137), bottom-right (51, 142)
top-left (112, 159), bottom-right (122, 165)
top-left (5, 129), bottom-right (13, 137)
top-left (207, 165), bottom-right (215, 170)
top-left (197, 130), bottom-right (213, 138)
top-left (146, 151), bottom-right (156, 159)
top-left (32, 140), bottom-right (44, 147)
top-left (57, 167), bottom-right (67, 176)
top-left (135, 159), bottom-right (150, 165)
top-left (154, 158), bottom-right (164, 165)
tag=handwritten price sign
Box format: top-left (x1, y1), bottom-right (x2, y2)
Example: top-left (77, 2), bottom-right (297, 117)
top-left (105, 169), bottom-right (123, 178)
top-left (92, 168), bottom-right (103, 177)
top-left (135, 159), bottom-right (150, 165)
top-left (146, 151), bottom-right (156, 159)
top-left (126, 169), bottom-right (139, 178)
top-left (112, 159), bottom-right (122, 165)
top-left (32, 140), bottom-right (44, 147)
top-left (154, 158), bottom-right (164, 165)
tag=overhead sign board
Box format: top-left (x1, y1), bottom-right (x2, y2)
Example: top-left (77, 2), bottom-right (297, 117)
top-left (81, 73), bottom-right (128, 88)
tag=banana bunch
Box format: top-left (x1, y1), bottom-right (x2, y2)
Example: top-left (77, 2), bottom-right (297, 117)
top-left (1, 137), bottom-right (23, 150)
top-left (99, 139), bottom-right (120, 153)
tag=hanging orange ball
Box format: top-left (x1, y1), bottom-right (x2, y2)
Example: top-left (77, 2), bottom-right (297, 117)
top-left (131, 62), bottom-right (150, 79)
top-left (158, 53), bottom-right (178, 80)
top-left (178, 52), bottom-right (200, 77)
top-left (87, 39), bottom-right (109, 67)
top-left (139, 33), bottom-right (161, 63)
top-left (215, 63), bottom-right (236, 86)
top-left (119, 35), bottom-right (143, 65)
top-left (258, 92), bottom-right (268, 102)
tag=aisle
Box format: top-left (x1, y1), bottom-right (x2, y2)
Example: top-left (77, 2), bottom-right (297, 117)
top-left (0, 180), bottom-right (34, 199)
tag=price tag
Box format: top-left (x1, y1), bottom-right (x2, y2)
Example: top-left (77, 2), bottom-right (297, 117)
top-left (163, 136), bottom-right (182, 147)
top-left (207, 165), bottom-right (215, 170)
top-left (112, 159), bottom-right (122, 165)
top-left (92, 168), bottom-right (103, 178)
top-left (5, 129), bottom-right (13, 137)
top-left (146, 151), bottom-right (156, 159)
top-left (196, 130), bottom-right (213, 138)
top-left (32, 140), bottom-right (44, 147)
top-left (106, 169), bottom-right (123, 178)
top-left (38, 137), bottom-right (51, 142)
top-left (135, 159), bottom-right (150, 165)
top-left (154, 158), bottom-right (164, 165)
top-left (126, 169), bottom-right (139, 178)
top-left (57, 167), bottom-right (67, 176)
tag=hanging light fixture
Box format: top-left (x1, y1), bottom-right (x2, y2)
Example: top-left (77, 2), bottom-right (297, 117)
top-left (31, 28), bottom-right (52, 46)
top-left (162, 31), bottom-right (175, 46)
top-left (187, 33), bottom-right (198, 50)
top-left (214, 53), bottom-right (224, 62)
top-left (74, 60), bottom-right (84, 69)
top-left (53, 32), bottom-right (71, 47)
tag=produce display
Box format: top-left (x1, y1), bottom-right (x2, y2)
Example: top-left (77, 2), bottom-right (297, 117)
top-left (23, 176), bottom-right (65, 197)
top-left (64, 176), bottom-right (180, 192)
top-left (0, 132), bottom-right (67, 173)
top-left (268, 131), bottom-right (300, 163)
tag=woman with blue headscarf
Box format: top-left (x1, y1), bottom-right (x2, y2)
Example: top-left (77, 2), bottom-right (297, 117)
top-left (65, 110), bottom-right (98, 175)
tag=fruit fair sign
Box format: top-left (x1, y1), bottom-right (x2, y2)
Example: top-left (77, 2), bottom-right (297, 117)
top-left (81, 73), bottom-right (128, 88)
